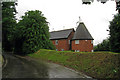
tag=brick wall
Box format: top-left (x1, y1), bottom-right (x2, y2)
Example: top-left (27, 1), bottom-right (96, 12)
top-left (51, 39), bottom-right (69, 51)
top-left (67, 31), bottom-right (75, 50)
top-left (51, 30), bottom-right (75, 51)
top-left (72, 40), bottom-right (93, 52)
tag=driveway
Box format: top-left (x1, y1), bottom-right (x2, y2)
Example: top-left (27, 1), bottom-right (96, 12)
top-left (2, 53), bottom-right (91, 78)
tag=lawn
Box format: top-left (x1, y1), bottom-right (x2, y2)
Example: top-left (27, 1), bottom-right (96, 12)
top-left (28, 49), bottom-right (120, 79)
top-left (0, 54), bottom-right (2, 66)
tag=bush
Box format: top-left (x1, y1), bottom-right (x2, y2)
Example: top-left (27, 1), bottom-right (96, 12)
top-left (94, 38), bottom-right (110, 51)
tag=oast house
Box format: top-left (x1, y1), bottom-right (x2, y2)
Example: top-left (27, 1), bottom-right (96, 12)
top-left (50, 22), bottom-right (94, 52)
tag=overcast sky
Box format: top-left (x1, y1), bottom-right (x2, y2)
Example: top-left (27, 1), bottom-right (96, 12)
top-left (16, 0), bottom-right (117, 45)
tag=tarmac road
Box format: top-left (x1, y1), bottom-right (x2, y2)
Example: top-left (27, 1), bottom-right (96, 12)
top-left (2, 53), bottom-right (48, 78)
top-left (2, 53), bottom-right (91, 78)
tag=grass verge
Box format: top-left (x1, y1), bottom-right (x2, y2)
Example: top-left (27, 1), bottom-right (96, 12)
top-left (0, 54), bottom-right (2, 66)
top-left (28, 49), bottom-right (120, 78)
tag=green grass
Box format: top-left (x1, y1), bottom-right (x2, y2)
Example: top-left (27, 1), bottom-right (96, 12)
top-left (28, 49), bottom-right (120, 78)
top-left (0, 42), bottom-right (1, 52)
top-left (0, 54), bottom-right (2, 65)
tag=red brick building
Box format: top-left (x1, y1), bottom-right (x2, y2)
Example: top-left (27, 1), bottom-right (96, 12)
top-left (50, 28), bottom-right (75, 51)
top-left (72, 22), bottom-right (94, 52)
top-left (50, 22), bottom-right (94, 52)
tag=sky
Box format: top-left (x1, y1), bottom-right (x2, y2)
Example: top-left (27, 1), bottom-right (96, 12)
top-left (16, 0), bottom-right (118, 45)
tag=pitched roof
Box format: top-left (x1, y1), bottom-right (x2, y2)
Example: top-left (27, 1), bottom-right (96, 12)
top-left (50, 28), bottom-right (74, 40)
top-left (72, 22), bottom-right (94, 40)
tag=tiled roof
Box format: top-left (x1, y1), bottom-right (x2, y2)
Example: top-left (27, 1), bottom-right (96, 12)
top-left (50, 28), bottom-right (74, 40)
top-left (72, 22), bottom-right (94, 40)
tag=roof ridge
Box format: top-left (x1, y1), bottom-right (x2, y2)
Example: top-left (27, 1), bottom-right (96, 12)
top-left (50, 28), bottom-right (74, 33)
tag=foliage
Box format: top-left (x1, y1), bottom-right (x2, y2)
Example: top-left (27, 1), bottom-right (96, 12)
top-left (0, 3), bottom-right (1, 43)
top-left (15, 10), bottom-right (55, 54)
top-left (2, 2), bottom-right (17, 52)
top-left (94, 38), bottom-right (110, 51)
top-left (109, 14), bottom-right (120, 53)
top-left (28, 49), bottom-right (120, 78)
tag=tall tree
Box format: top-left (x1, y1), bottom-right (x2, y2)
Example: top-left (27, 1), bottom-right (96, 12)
top-left (15, 10), bottom-right (55, 54)
top-left (2, 2), bottom-right (17, 52)
top-left (109, 14), bottom-right (120, 52)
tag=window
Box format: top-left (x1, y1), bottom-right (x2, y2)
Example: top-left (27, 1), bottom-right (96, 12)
top-left (75, 40), bottom-right (79, 44)
top-left (77, 50), bottom-right (80, 52)
top-left (75, 50), bottom-right (80, 52)
top-left (91, 50), bottom-right (94, 52)
top-left (61, 49), bottom-right (64, 51)
top-left (55, 40), bottom-right (58, 45)
top-left (68, 40), bottom-right (70, 44)
top-left (91, 40), bottom-right (93, 44)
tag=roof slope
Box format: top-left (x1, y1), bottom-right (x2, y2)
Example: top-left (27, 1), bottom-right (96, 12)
top-left (72, 22), bottom-right (93, 40)
top-left (50, 28), bottom-right (74, 40)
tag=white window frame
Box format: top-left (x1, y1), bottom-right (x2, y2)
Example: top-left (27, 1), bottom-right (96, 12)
top-left (55, 40), bottom-right (58, 45)
top-left (61, 49), bottom-right (64, 51)
top-left (91, 40), bottom-right (93, 44)
top-left (68, 40), bottom-right (70, 44)
top-left (91, 50), bottom-right (94, 52)
top-left (75, 40), bottom-right (79, 44)
top-left (75, 50), bottom-right (80, 52)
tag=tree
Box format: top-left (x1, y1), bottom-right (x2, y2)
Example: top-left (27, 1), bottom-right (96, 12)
top-left (15, 10), bottom-right (55, 54)
top-left (109, 14), bottom-right (120, 52)
top-left (94, 38), bottom-right (110, 51)
top-left (2, 2), bottom-right (17, 52)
